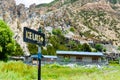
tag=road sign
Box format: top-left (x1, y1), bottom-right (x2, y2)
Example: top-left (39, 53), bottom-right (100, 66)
top-left (23, 27), bottom-right (45, 80)
top-left (23, 27), bottom-right (45, 46)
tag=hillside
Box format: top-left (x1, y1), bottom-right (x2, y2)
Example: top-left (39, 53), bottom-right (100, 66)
top-left (36, 0), bottom-right (120, 52)
top-left (0, 0), bottom-right (120, 55)
top-left (36, 0), bottom-right (120, 45)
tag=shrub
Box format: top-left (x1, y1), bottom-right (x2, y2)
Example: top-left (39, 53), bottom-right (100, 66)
top-left (11, 42), bottom-right (24, 56)
top-left (0, 20), bottom-right (15, 61)
top-left (81, 43), bottom-right (92, 52)
top-left (52, 28), bottom-right (62, 35)
top-left (69, 27), bottom-right (75, 32)
top-left (95, 44), bottom-right (104, 52)
top-left (109, 60), bottom-right (119, 64)
top-left (27, 43), bottom-right (38, 55)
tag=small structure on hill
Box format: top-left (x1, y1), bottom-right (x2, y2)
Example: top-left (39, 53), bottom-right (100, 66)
top-left (56, 51), bottom-right (105, 65)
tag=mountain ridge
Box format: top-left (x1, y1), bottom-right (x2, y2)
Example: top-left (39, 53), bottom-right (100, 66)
top-left (0, 0), bottom-right (120, 55)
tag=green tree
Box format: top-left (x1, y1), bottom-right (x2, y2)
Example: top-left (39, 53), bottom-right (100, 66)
top-left (69, 27), bottom-right (75, 32)
top-left (103, 48), bottom-right (106, 52)
top-left (0, 20), bottom-right (15, 61)
top-left (27, 43), bottom-right (38, 54)
top-left (95, 44), bottom-right (104, 52)
top-left (52, 28), bottom-right (62, 36)
top-left (42, 48), bottom-right (48, 55)
top-left (81, 43), bottom-right (91, 52)
top-left (11, 42), bottom-right (24, 56)
top-left (47, 45), bottom-right (56, 55)
top-left (58, 45), bottom-right (68, 51)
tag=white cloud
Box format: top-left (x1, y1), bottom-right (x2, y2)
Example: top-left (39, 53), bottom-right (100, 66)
top-left (15, 0), bottom-right (54, 7)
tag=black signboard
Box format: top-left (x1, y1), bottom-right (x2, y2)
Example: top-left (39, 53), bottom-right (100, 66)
top-left (23, 27), bottom-right (45, 46)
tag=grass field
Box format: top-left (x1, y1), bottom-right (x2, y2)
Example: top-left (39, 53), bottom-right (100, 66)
top-left (0, 61), bottom-right (120, 80)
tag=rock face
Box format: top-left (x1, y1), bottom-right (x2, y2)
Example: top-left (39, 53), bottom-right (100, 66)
top-left (16, 4), bottom-right (27, 22)
top-left (0, 0), bottom-right (15, 23)
top-left (81, 1), bottom-right (114, 12)
top-left (0, 0), bottom-right (30, 55)
top-left (0, 0), bottom-right (120, 55)
top-left (0, 0), bottom-right (44, 55)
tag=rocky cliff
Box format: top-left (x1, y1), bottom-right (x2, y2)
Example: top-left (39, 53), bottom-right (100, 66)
top-left (0, 0), bottom-right (120, 55)
top-left (0, 0), bottom-right (32, 55)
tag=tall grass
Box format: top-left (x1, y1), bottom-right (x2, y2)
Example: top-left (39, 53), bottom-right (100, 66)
top-left (0, 61), bottom-right (120, 80)
top-left (0, 61), bottom-right (37, 80)
top-left (42, 63), bottom-right (120, 80)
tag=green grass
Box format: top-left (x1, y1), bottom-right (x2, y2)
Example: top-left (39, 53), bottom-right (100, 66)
top-left (0, 61), bottom-right (120, 80)
top-left (41, 64), bottom-right (120, 80)
top-left (0, 61), bottom-right (37, 80)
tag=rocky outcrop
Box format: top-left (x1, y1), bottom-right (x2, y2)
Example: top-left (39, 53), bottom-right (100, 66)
top-left (29, 4), bottom-right (36, 18)
top-left (16, 4), bottom-right (27, 22)
top-left (0, 0), bottom-right (16, 23)
top-left (0, 0), bottom-right (30, 55)
top-left (81, 0), bottom-right (114, 12)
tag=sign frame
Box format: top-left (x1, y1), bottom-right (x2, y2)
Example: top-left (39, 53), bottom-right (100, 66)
top-left (23, 27), bottom-right (45, 46)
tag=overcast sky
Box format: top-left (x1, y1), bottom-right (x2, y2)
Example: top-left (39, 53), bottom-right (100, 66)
top-left (15, 0), bottom-right (54, 7)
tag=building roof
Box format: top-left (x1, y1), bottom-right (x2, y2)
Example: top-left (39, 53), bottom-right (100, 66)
top-left (31, 55), bottom-right (38, 58)
top-left (43, 55), bottom-right (57, 58)
top-left (56, 51), bottom-right (103, 56)
top-left (31, 55), bottom-right (57, 58)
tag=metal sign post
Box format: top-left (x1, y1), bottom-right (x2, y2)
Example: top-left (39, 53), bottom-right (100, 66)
top-left (23, 27), bottom-right (45, 80)
top-left (38, 46), bottom-right (41, 80)
top-left (38, 26), bottom-right (42, 80)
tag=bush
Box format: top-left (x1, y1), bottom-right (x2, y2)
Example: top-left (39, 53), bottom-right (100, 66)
top-left (109, 60), bottom-right (119, 64)
top-left (52, 28), bottom-right (62, 35)
top-left (0, 20), bottom-right (15, 61)
top-left (27, 43), bottom-right (38, 55)
top-left (11, 42), bottom-right (24, 56)
top-left (95, 43), bottom-right (104, 52)
top-left (69, 27), bottom-right (75, 32)
top-left (81, 43), bottom-right (92, 52)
